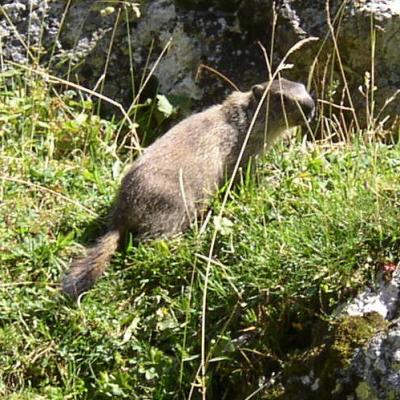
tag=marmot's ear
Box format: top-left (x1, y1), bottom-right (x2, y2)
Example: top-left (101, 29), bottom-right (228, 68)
top-left (251, 84), bottom-right (266, 101)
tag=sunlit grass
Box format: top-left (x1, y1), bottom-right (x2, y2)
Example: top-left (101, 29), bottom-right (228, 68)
top-left (1, 70), bottom-right (400, 398)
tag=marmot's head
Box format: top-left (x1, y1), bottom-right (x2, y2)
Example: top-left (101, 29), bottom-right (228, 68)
top-left (251, 78), bottom-right (315, 136)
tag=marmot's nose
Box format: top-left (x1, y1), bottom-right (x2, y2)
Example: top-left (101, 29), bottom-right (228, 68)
top-left (302, 95), bottom-right (315, 121)
top-left (295, 90), bottom-right (315, 122)
top-left (288, 82), bottom-right (315, 122)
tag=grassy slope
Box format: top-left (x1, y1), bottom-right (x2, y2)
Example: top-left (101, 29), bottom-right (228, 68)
top-left (1, 72), bottom-right (400, 399)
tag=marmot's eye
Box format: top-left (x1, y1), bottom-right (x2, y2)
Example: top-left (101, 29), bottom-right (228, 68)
top-left (252, 84), bottom-right (265, 100)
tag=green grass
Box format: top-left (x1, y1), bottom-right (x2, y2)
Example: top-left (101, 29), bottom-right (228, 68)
top-left (1, 70), bottom-right (400, 399)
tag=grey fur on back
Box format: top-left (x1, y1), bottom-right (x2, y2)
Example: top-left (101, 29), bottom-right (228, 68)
top-left (62, 78), bottom-right (315, 297)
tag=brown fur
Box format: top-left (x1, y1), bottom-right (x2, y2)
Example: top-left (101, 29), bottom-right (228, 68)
top-left (62, 78), bottom-right (315, 298)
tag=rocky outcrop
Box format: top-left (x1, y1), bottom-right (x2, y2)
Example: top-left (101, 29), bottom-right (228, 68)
top-left (340, 266), bottom-right (400, 399)
top-left (1, 0), bottom-right (398, 125)
top-left (261, 266), bottom-right (400, 399)
top-left (348, 319), bottom-right (400, 400)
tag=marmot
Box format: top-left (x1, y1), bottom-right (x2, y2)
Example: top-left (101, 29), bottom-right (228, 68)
top-left (62, 78), bottom-right (315, 297)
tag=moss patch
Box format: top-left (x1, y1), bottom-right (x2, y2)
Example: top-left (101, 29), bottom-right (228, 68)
top-left (265, 313), bottom-right (388, 399)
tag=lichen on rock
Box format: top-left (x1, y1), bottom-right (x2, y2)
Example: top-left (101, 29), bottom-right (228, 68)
top-left (130, 0), bottom-right (202, 100)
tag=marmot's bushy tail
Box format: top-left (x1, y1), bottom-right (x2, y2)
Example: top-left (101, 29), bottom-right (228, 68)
top-left (62, 229), bottom-right (121, 298)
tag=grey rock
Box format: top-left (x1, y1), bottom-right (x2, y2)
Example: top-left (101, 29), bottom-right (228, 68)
top-left (348, 320), bottom-right (400, 399)
top-left (337, 267), bottom-right (400, 399)
top-left (0, 0), bottom-right (398, 120)
top-left (344, 267), bottom-right (400, 319)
